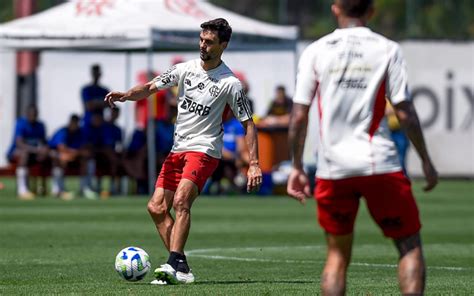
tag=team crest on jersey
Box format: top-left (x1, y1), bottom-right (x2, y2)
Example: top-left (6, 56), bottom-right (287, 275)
top-left (198, 82), bottom-right (205, 90)
top-left (185, 79), bottom-right (191, 87)
top-left (209, 85), bottom-right (220, 97)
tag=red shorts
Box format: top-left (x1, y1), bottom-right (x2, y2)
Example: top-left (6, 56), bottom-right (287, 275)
top-left (315, 172), bottom-right (421, 239)
top-left (156, 151), bottom-right (219, 192)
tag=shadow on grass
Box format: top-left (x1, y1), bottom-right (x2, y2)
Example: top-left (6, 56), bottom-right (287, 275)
top-left (137, 279), bottom-right (315, 286)
top-left (195, 280), bottom-right (314, 285)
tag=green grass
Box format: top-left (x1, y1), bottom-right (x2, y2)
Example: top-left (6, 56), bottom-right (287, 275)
top-left (0, 177), bottom-right (473, 295)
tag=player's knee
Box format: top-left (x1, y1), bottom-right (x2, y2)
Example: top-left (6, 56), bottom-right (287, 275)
top-left (394, 232), bottom-right (423, 259)
top-left (172, 195), bottom-right (191, 214)
top-left (17, 151), bottom-right (29, 164)
top-left (326, 256), bottom-right (350, 273)
top-left (147, 200), bottom-right (168, 218)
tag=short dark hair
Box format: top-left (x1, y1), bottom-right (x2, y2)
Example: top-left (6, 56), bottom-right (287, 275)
top-left (91, 64), bottom-right (101, 73)
top-left (337, 0), bottom-right (373, 18)
top-left (70, 114), bottom-right (80, 122)
top-left (200, 18), bottom-right (232, 43)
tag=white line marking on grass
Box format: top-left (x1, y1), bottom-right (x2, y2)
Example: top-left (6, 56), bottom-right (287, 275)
top-left (187, 246), bottom-right (470, 271)
top-left (190, 254), bottom-right (316, 264)
top-left (187, 245), bottom-right (321, 255)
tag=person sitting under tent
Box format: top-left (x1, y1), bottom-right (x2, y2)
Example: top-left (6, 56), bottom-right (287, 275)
top-left (6, 104), bottom-right (50, 200)
top-left (48, 114), bottom-right (87, 200)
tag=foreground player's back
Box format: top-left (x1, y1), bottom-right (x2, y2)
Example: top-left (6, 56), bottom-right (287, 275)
top-left (296, 27), bottom-right (408, 178)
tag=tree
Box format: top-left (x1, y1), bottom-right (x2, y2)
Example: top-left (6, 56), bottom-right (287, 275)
top-left (209, 0), bottom-right (473, 40)
top-left (1, 0), bottom-right (472, 40)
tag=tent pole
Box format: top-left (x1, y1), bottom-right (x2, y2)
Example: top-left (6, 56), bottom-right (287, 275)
top-left (124, 51), bottom-right (133, 145)
top-left (146, 47), bottom-right (157, 195)
top-left (121, 51), bottom-right (132, 195)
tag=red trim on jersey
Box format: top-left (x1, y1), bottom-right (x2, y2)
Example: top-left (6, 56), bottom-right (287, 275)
top-left (315, 81), bottom-right (322, 138)
top-left (368, 78), bottom-right (387, 140)
top-left (222, 104), bottom-right (232, 121)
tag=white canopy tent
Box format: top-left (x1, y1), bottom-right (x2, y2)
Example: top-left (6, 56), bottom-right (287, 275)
top-left (0, 0), bottom-right (298, 193)
top-left (0, 0), bottom-right (298, 51)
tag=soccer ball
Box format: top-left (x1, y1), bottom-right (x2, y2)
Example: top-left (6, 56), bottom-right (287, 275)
top-left (115, 246), bottom-right (151, 281)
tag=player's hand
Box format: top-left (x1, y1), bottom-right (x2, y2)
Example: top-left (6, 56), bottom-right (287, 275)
top-left (247, 163), bottom-right (262, 193)
top-left (422, 159), bottom-right (438, 192)
top-left (104, 91), bottom-right (127, 108)
top-left (287, 168), bottom-right (311, 205)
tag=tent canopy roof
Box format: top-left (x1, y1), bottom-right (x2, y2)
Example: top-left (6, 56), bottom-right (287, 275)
top-left (0, 0), bottom-right (298, 51)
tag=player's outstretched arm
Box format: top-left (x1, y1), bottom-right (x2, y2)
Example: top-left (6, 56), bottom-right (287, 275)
top-left (287, 103), bottom-right (311, 204)
top-left (242, 119), bottom-right (262, 193)
top-left (104, 81), bottom-right (158, 108)
top-left (394, 101), bottom-right (438, 191)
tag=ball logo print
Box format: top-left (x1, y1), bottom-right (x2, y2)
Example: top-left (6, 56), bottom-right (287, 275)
top-left (115, 247), bottom-right (151, 281)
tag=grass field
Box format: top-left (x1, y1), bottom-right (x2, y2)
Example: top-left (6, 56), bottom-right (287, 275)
top-left (0, 178), bottom-right (472, 295)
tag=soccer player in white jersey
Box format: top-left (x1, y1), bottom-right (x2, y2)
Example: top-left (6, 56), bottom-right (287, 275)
top-left (105, 18), bottom-right (262, 285)
top-left (287, 1), bottom-right (438, 295)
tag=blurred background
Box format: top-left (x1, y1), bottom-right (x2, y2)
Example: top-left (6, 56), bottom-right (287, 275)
top-left (0, 3), bottom-right (472, 294)
top-left (2, 0), bottom-right (473, 39)
top-left (0, 0), bottom-right (472, 197)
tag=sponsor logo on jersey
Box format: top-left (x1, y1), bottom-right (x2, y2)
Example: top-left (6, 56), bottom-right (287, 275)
top-left (198, 82), bottom-right (205, 90)
top-left (326, 38), bottom-right (341, 47)
top-left (174, 132), bottom-right (194, 141)
top-left (160, 75), bottom-right (173, 85)
top-left (209, 85), bottom-right (220, 97)
top-left (347, 35), bottom-right (361, 45)
top-left (338, 51), bottom-right (364, 60)
top-left (329, 66), bottom-right (372, 74)
top-left (157, 65), bottom-right (177, 85)
top-left (337, 78), bottom-right (367, 89)
top-left (181, 97), bottom-right (211, 116)
top-left (236, 90), bottom-right (252, 117)
top-left (208, 76), bottom-right (219, 83)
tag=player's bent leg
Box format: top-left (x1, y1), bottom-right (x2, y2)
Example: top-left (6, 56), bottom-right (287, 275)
top-left (170, 178), bottom-right (199, 254)
top-left (394, 232), bottom-right (425, 296)
top-left (147, 187), bottom-right (175, 251)
top-left (321, 233), bottom-right (353, 296)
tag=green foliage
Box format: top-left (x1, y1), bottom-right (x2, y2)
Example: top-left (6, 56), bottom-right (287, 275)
top-left (0, 0), bottom-right (472, 40)
top-left (210, 0), bottom-right (473, 40)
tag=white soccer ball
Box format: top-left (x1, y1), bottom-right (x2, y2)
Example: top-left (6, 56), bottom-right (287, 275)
top-left (115, 246), bottom-right (151, 281)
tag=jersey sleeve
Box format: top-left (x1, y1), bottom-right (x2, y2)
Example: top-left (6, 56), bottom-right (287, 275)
top-left (48, 128), bottom-right (66, 148)
top-left (227, 81), bottom-right (253, 122)
top-left (386, 44), bottom-right (410, 105)
top-left (293, 45), bottom-right (318, 106)
top-left (152, 64), bottom-right (181, 90)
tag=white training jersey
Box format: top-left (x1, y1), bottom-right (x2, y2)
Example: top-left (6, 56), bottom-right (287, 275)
top-left (153, 59), bottom-right (252, 159)
top-left (293, 27), bottom-right (409, 179)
